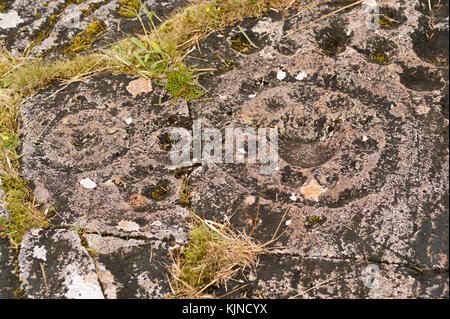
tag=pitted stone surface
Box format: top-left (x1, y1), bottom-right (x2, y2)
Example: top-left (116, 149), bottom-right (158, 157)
top-left (184, 0), bottom-right (449, 297)
top-left (20, 74), bottom-right (191, 240)
top-left (13, 0), bottom-right (450, 298)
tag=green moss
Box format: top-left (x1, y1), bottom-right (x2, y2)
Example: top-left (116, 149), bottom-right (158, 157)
top-left (305, 215), bottom-right (323, 228)
top-left (230, 34), bottom-right (251, 53)
top-left (13, 288), bottom-right (24, 299)
top-left (369, 51), bottom-right (389, 64)
top-left (76, 228), bottom-right (98, 257)
top-left (29, 0), bottom-right (89, 53)
top-left (34, 13), bottom-right (42, 19)
top-left (0, 1), bottom-right (7, 13)
top-left (49, 14), bottom-right (59, 25)
top-left (65, 0), bottom-right (88, 5)
top-left (379, 16), bottom-right (394, 28)
top-left (178, 223), bottom-right (221, 290)
top-left (151, 187), bottom-right (169, 201)
top-left (179, 177), bottom-right (191, 208)
top-left (82, 2), bottom-right (101, 16)
top-left (117, 0), bottom-right (142, 18)
top-left (64, 20), bottom-right (106, 55)
top-left (28, 14), bottom-right (62, 53)
top-left (0, 172), bottom-right (50, 244)
top-left (426, 57), bottom-right (449, 66)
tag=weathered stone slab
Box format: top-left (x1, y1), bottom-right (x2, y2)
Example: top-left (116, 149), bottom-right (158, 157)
top-left (15, 0), bottom-right (449, 298)
top-left (85, 234), bottom-right (175, 298)
top-left (183, 0), bottom-right (449, 297)
top-left (216, 254), bottom-right (449, 299)
top-left (18, 228), bottom-right (104, 298)
top-left (20, 74), bottom-right (191, 240)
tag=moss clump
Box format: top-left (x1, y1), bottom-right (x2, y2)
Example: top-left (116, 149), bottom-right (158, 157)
top-left (151, 187), bottom-right (169, 201)
top-left (117, 0), bottom-right (141, 18)
top-left (66, 0), bottom-right (88, 4)
top-left (13, 288), bottom-right (24, 299)
top-left (426, 57), bottom-right (449, 66)
top-left (170, 216), bottom-right (267, 298)
top-left (305, 215), bottom-right (323, 228)
top-left (177, 223), bottom-right (222, 290)
top-left (369, 51), bottom-right (389, 64)
top-left (179, 177), bottom-right (191, 208)
top-left (230, 34), bottom-right (251, 53)
top-left (82, 2), bottom-right (101, 16)
top-left (0, 1), bottom-right (7, 13)
top-left (379, 16), bottom-right (394, 28)
top-left (0, 174), bottom-right (50, 244)
top-left (64, 20), bottom-right (106, 55)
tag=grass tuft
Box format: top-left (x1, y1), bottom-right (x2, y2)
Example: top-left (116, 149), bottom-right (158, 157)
top-left (168, 214), bottom-right (276, 298)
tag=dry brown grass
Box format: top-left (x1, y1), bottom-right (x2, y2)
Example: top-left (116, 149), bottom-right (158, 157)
top-left (168, 209), bottom-right (288, 298)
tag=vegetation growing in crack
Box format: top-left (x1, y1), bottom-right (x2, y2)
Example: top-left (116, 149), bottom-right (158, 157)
top-left (179, 176), bottom-right (192, 208)
top-left (0, 1), bottom-right (8, 13)
top-left (118, 0), bottom-right (142, 18)
top-left (168, 214), bottom-right (273, 298)
top-left (64, 20), bottom-right (107, 55)
top-left (151, 186), bottom-right (169, 201)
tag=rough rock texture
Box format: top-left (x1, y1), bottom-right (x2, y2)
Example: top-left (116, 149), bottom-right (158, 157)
top-left (84, 234), bottom-right (174, 298)
top-left (18, 228), bottom-right (104, 298)
top-left (184, 0), bottom-right (449, 298)
top-left (0, 0), bottom-right (186, 57)
top-left (1, 0), bottom-right (448, 298)
top-left (0, 237), bottom-right (18, 298)
top-left (19, 73), bottom-right (192, 242)
top-left (0, 175), bottom-right (9, 221)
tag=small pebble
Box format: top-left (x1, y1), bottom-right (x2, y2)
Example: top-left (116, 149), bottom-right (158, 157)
top-left (296, 71), bottom-right (307, 81)
top-left (277, 70), bottom-right (287, 80)
top-left (80, 178), bottom-right (97, 189)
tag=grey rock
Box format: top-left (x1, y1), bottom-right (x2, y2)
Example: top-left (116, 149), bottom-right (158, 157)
top-left (0, 237), bottom-right (19, 298)
top-left (85, 234), bottom-right (175, 298)
top-left (0, 0), bottom-right (187, 57)
top-left (18, 228), bottom-right (104, 299)
top-left (15, 0), bottom-right (449, 298)
top-left (20, 74), bottom-right (191, 240)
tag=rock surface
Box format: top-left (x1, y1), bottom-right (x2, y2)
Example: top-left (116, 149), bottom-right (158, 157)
top-left (0, 237), bottom-right (18, 298)
top-left (0, 0), bottom-right (187, 57)
top-left (18, 228), bottom-right (104, 298)
top-left (0, 0), bottom-right (448, 298)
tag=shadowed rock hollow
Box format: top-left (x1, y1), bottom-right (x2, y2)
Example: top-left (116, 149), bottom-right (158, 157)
top-left (0, 0), bottom-right (448, 298)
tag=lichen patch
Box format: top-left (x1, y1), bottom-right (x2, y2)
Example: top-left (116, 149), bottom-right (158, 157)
top-left (126, 78), bottom-right (153, 96)
top-left (117, 220), bottom-right (140, 232)
top-left (300, 179), bottom-right (327, 201)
